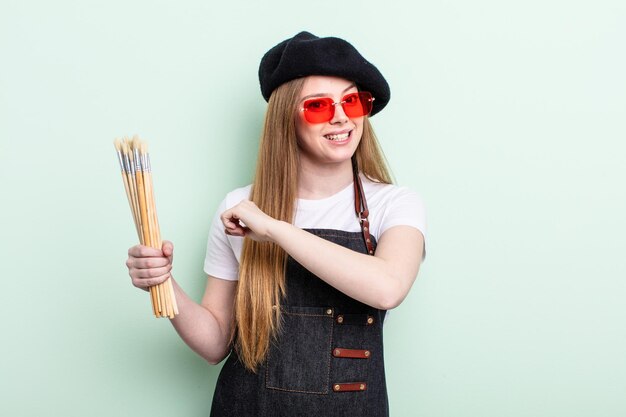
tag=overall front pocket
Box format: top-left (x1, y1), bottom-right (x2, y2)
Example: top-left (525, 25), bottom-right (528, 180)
top-left (265, 305), bottom-right (335, 394)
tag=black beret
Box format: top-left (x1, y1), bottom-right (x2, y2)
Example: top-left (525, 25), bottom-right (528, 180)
top-left (259, 31), bottom-right (390, 117)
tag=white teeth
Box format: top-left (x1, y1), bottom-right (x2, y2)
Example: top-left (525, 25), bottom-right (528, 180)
top-left (325, 133), bottom-right (349, 141)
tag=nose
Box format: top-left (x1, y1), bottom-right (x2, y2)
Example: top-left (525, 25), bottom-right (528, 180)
top-left (330, 101), bottom-right (349, 124)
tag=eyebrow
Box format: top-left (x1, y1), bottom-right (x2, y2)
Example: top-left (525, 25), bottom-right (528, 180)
top-left (300, 83), bottom-right (357, 101)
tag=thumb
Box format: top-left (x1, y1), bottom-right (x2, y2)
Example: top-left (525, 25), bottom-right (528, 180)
top-left (162, 240), bottom-right (174, 262)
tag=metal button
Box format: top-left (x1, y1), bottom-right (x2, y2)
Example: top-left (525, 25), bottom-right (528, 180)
top-left (367, 316), bottom-right (374, 325)
top-left (364, 350), bottom-right (370, 357)
top-left (369, 250), bottom-right (374, 254)
top-left (334, 349), bottom-right (341, 356)
top-left (326, 308), bottom-right (333, 315)
top-left (337, 315), bottom-right (344, 324)
top-left (360, 384), bottom-right (365, 390)
top-left (334, 384), bottom-right (341, 391)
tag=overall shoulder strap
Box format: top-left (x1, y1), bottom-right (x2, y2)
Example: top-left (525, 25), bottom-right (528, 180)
top-left (352, 158), bottom-right (375, 256)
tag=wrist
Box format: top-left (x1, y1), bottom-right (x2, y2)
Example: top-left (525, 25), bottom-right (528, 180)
top-left (267, 219), bottom-right (290, 244)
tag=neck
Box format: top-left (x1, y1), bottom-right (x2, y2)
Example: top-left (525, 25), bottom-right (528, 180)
top-left (297, 159), bottom-right (355, 200)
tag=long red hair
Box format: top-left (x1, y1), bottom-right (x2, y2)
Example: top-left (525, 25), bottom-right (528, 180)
top-left (234, 78), bottom-right (392, 372)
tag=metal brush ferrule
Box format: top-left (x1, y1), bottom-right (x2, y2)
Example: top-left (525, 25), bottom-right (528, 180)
top-left (123, 153), bottom-right (132, 174)
top-left (141, 153), bottom-right (148, 173)
top-left (116, 151), bottom-right (124, 172)
top-left (134, 148), bottom-right (142, 171)
top-left (127, 153), bottom-right (135, 175)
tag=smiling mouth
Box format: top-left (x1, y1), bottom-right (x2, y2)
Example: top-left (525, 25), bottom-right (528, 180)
top-left (325, 131), bottom-right (351, 141)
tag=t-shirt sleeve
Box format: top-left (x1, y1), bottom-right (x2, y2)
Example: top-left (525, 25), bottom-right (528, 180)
top-left (203, 196), bottom-right (240, 281)
top-left (378, 187), bottom-right (427, 259)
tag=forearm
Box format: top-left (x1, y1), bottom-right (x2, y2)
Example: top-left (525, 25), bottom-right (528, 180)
top-left (269, 221), bottom-right (420, 310)
top-left (168, 279), bottom-right (231, 364)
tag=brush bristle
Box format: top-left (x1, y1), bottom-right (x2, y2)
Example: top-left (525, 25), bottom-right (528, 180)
top-left (113, 138), bottom-right (122, 152)
top-left (131, 134), bottom-right (140, 151)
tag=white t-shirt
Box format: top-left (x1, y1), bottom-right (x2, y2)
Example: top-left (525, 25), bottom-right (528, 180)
top-left (204, 175), bottom-right (427, 281)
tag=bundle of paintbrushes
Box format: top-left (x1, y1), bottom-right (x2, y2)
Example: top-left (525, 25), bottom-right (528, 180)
top-left (114, 136), bottom-right (178, 318)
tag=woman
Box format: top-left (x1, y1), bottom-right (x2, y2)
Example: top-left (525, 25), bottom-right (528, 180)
top-left (126, 31), bottom-right (426, 416)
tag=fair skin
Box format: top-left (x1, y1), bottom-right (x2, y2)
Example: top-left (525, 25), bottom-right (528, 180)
top-left (126, 76), bottom-right (424, 364)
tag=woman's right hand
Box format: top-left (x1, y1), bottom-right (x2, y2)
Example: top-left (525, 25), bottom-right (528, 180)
top-left (126, 241), bottom-right (174, 291)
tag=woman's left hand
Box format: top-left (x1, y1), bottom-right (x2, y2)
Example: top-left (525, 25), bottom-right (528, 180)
top-left (220, 199), bottom-right (279, 242)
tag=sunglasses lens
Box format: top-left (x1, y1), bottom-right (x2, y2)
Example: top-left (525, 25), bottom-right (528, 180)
top-left (342, 92), bottom-right (373, 118)
top-left (302, 98), bottom-right (334, 123)
top-left (301, 92), bottom-right (374, 124)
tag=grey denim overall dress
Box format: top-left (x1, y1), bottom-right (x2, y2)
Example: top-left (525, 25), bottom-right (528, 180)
top-left (211, 171), bottom-right (389, 417)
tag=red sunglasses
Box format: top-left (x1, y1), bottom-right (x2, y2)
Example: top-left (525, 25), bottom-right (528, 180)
top-left (300, 92), bottom-right (375, 124)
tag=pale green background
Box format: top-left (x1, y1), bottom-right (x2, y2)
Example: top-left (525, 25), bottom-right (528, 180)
top-left (1, 0), bottom-right (624, 416)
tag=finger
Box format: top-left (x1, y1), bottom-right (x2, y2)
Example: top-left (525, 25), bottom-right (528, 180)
top-left (131, 264), bottom-right (172, 278)
top-left (225, 228), bottom-right (240, 237)
top-left (224, 225), bottom-right (247, 237)
top-left (221, 215), bottom-right (240, 230)
top-left (129, 256), bottom-right (171, 270)
top-left (131, 272), bottom-right (171, 289)
top-left (224, 222), bottom-right (242, 234)
top-left (128, 245), bottom-right (163, 258)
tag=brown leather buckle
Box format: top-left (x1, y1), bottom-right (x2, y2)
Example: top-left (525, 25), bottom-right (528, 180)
top-left (332, 348), bottom-right (371, 359)
top-left (333, 382), bottom-right (367, 392)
